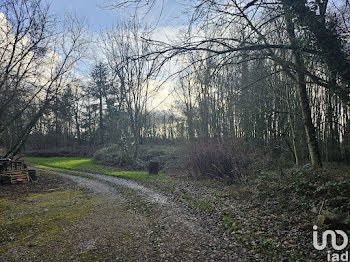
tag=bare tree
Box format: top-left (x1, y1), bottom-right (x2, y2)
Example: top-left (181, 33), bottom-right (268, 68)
top-left (102, 19), bottom-right (160, 155)
top-left (108, 0), bottom-right (350, 167)
top-left (0, 0), bottom-right (88, 157)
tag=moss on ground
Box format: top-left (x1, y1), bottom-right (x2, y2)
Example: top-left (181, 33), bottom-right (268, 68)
top-left (0, 190), bottom-right (98, 256)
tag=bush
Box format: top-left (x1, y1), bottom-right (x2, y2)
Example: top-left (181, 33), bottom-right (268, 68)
top-left (93, 144), bottom-right (135, 169)
top-left (92, 144), bottom-right (182, 171)
top-left (93, 143), bottom-right (184, 171)
top-left (185, 142), bottom-right (251, 182)
top-left (138, 144), bottom-right (183, 171)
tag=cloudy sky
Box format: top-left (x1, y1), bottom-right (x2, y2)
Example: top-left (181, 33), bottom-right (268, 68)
top-left (49, 0), bottom-right (190, 111)
top-left (50, 0), bottom-right (188, 73)
top-left (50, 0), bottom-right (188, 31)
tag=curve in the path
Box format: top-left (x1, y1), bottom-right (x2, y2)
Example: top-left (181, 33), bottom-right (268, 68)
top-left (35, 167), bottom-right (248, 261)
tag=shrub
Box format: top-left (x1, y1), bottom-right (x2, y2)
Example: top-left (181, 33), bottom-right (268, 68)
top-left (93, 144), bottom-right (134, 168)
top-left (185, 141), bottom-right (251, 182)
top-left (93, 144), bottom-right (185, 171)
top-left (138, 144), bottom-right (183, 171)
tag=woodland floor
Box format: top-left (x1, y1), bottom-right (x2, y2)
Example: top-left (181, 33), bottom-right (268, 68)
top-left (0, 162), bottom-right (346, 261)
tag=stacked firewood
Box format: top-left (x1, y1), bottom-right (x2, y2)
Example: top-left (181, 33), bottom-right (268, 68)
top-left (0, 159), bottom-right (36, 185)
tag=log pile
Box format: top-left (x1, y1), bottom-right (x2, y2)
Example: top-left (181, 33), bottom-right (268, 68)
top-left (0, 159), bottom-right (35, 185)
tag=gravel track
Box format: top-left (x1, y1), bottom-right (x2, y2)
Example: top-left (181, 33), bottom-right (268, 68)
top-left (36, 167), bottom-right (249, 261)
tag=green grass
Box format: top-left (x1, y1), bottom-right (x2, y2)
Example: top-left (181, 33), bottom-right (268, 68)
top-left (30, 164), bottom-right (92, 178)
top-left (180, 192), bottom-right (191, 200)
top-left (222, 214), bottom-right (240, 233)
top-left (26, 157), bottom-right (109, 173)
top-left (193, 200), bottom-right (213, 212)
top-left (26, 157), bottom-right (171, 183)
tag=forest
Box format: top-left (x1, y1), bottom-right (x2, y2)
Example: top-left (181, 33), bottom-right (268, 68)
top-left (1, 0), bottom-right (350, 261)
top-left (1, 0), bottom-right (350, 168)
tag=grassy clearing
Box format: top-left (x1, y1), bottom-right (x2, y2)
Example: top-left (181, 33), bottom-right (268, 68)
top-left (26, 157), bottom-right (173, 184)
top-left (31, 164), bottom-right (91, 178)
top-left (26, 157), bottom-right (111, 173)
top-left (0, 190), bottom-right (98, 256)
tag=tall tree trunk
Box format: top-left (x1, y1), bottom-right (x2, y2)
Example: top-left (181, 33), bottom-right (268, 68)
top-left (55, 91), bottom-right (59, 148)
top-left (99, 94), bottom-right (104, 144)
top-left (74, 109), bottom-right (81, 144)
top-left (284, 6), bottom-right (322, 168)
top-left (295, 67), bottom-right (322, 168)
top-left (287, 110), bottom-right (300, 165)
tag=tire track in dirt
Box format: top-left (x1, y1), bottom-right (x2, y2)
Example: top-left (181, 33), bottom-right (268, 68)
top-left (35, 167), bottom-right (249, 261)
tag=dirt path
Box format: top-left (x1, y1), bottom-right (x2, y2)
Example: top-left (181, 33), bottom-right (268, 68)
top-left (35, 167), bottom-right (248, 261)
